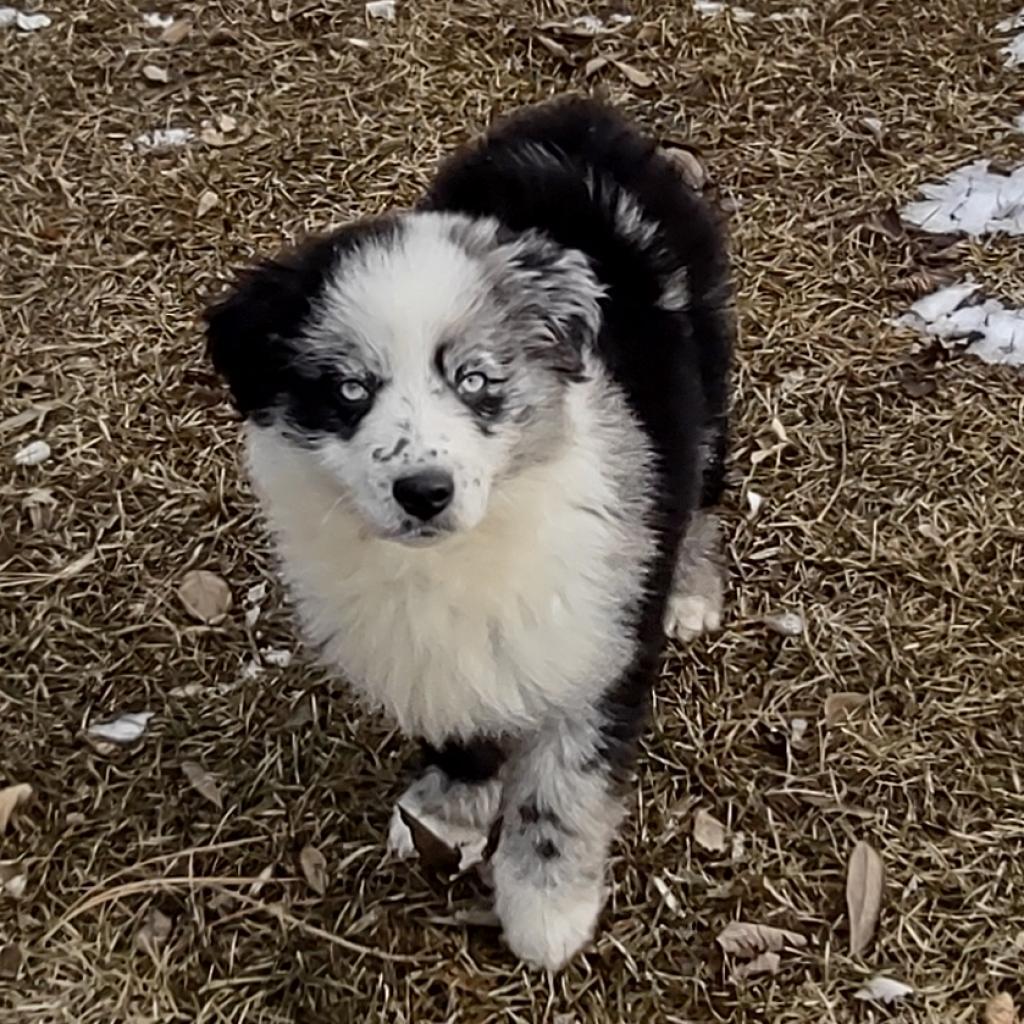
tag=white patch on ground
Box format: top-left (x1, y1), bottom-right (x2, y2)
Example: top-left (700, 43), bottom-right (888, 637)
top-left (767, 6), bottom-right (811, 20)
top-left (901, 160), bottom-right (1024, 237)
top-left (125, 128), bottom-right (195, 152)
top-left (998, 10), bottom-right (1024, 66)
top-left (694, 0), bottom-right (755, 21)
top-left (365, 0), bottom-right (395, 19)
top-left (896, 282), bottom-right (1024, 369)
top-left (1014, 112), bottom-right (1024, 133)
top-left (141, 11), bottom-right (174, 29)
top-left (0, 6), bottom-right (51, 30)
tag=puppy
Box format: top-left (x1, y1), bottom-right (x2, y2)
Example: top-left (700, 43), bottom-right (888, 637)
top-left (204, 98), bottom-right (732, 970)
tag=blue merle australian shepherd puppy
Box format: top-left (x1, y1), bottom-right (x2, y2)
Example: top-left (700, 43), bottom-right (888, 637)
top-left (204, 98), bottom-right (732, 970)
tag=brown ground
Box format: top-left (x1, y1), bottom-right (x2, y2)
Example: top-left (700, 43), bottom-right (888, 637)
top-left (2, 1), bottom-right (1023, 1022)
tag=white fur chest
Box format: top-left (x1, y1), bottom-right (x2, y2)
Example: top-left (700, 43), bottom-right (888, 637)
top-left (245, 390), bottom-right (654, 744)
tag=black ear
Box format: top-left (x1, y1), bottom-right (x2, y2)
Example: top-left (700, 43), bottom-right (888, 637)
top-left (493, 229), bottom-right (604, 380)
top-left (203, 240), bottom-right (334, 418)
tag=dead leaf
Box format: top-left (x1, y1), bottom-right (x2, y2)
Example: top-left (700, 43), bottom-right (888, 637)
top-left (250, 863), bottom-right (275, 895)
top-left (732, 950), bottom-right (780, 981)
top-left (716, 921), bottom-right (807, 958)
top-left (398, 807), bottom-right (461, 874)
top-left (178, 569), bottom-right (232, 624)
top-left (899, 368), bottom-right (937, 398)
top-left (281, 692), bottom-right (315, 730)
top-left (661, 146), bottom-right (706, 190)
top-left (182, 761), bottom-right (224, 809)
top-left (985, 993), bottom-right (1019, 1024)
top-left (846, 840), bottom-right (884, 956)
top-left (86, 711), bottom-right (154, 746)
top-left (692, 808), bottom-right (727, 852)
top-left (13, 439), bottom-right (50, 466)
top-left (299, 844), bottom-right (328, 896)
top-left (890, 266), bottom-right (959, 298)
top-left (427, 906), bottom-right (501, 927)
top-left (216, 113), bottom-right (237, 133)
top-left (652, 874), bottom-right (682, 915)
top-left (208, 26), bottom-right (240, 45)
top-left (0, 944), bottom-right (23, 980)
top-left (200, 122), bottom-right (252, 148)
top-left (854, 976), bottom-right (912, 1004)
top-left (135, 907), bottom-right (173, 953)
top-left (763, 611), bottom-right (804, 636)
top-left (0, 783), bottom-right (33, 834)
top-left (535, 35), bottom-right (573, 63)
top-left (584, 55), bottom-right (608, 77)
top-left (141, 64), bottom-right (171, 84)
top-left (860, 116), bottom-right (884, 142)
top-left (824, 692), bottom-right (869, 725)
top-left (0, 862), bottom-right (27, 899)
top-left (196, 189), bottom-right (220, 218)
top-left (160, 17), bottom-right (192, 44)
top-left (611, 59), bottom-right (654, 88)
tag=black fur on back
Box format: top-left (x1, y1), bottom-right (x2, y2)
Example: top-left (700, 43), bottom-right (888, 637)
top-left (423, 98), bottom-right (733, 772)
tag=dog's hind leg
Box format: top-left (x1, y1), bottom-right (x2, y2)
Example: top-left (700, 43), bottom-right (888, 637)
top-left (386, 738), bottom-right (503, 864)
top-left (662, 509), bottom-right (725, 643)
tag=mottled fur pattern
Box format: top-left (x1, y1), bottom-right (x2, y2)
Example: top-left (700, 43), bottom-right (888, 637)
top-left (205, 97), bottom-right (732, 970)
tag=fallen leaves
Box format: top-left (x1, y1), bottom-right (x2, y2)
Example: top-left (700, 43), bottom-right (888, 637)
top-left (716, 921), bottom-right (807, 958)
top-left (610, 59), bottom-right (654, 89)
top-left (1, 861), bottom-right (28, 899)
top-left (196, 189), bottom-right (220, 218)
top-left (86, 711), bottom-right (154, 747)
top-left (178, 569), bottom-right (232, 624)
top-left (0, 7), bottom-right (51, 31)
top-left (692, 808), bottom-right (727, 852)
top-left (717, 920), bottom-right (806, 984)
top-left (763, 611), bottom-right (804, 637)
top-left (160, 16), bottom-right (191, 44)
top-left (200, 114), bottom-right (253, 148)
top-left (135, 907), bottom-right (173, 954)
top-left (299, 845), bottom-right (328, 896)
top-left (661, 146), bottom-right (707, 190)
top-left (732, 951), bottom-right (780, 980)
top-left (0, 943), bottom-right (23, 979)
top-left (127, 127), bottom-right (195, 152)
top-left (13, 439), bottom-right (50, 466)
top-left (182, 761), bottom-right (224, 809)
top-left (846, 840), bottom-right (884, 956)
top-left (0, 783), bottom-right (32, 833)
top-left (824, 691), bottom-right (869, 726)
top-left (398, 807), bottom-right (462, 874)
top-left (141, 63), bottom-right (171, 84)
top-left (986, 993), bottom-right (1020, 1024)
top-left (854, 976), bottom-right (913, 1004)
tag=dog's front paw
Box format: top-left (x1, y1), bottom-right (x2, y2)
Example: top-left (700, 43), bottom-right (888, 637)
top-left (663, 590), bottom-right (723, 642)
top-left (493, 869), bottom-right (604, 971)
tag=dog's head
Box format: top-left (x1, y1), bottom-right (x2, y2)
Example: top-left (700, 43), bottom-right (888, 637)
top-left (205, 212), bottom-right (604, 543)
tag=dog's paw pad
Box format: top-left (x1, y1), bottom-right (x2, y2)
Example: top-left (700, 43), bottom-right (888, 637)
top-left (663, 591), bottom-right (722, 643)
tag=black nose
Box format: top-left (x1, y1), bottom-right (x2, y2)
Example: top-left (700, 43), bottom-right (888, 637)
top-left (392, 469), bottom-right (455, 521)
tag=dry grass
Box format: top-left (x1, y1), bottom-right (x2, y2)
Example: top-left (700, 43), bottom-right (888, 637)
top-left (2, 1), bottom-right (1024, 1021)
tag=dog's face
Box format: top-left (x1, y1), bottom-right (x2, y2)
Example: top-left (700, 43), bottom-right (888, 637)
top-left (206, 212), bottom-right (603, 543)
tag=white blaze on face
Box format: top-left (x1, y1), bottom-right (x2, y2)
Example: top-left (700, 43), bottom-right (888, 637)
top-left (305, 215), bottom-right (506, 539)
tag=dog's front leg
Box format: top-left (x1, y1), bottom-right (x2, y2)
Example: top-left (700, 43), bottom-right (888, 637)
top-left (492, 714), bottom-right (628, 971)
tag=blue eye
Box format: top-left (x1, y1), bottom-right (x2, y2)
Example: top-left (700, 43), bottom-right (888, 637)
top-left (457, 371), bottom-right (488, 396)
top-left (340, 379), bottom-right (369, 403)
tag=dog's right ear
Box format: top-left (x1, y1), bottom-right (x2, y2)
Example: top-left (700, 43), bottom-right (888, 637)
top-left (203, 251), bottom-right (317, 418)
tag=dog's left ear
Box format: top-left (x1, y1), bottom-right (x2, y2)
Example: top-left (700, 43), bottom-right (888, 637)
top-left (203, 252), bottom-right (318, 417)
top-left (493, 230), bottom-right (604, 380)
